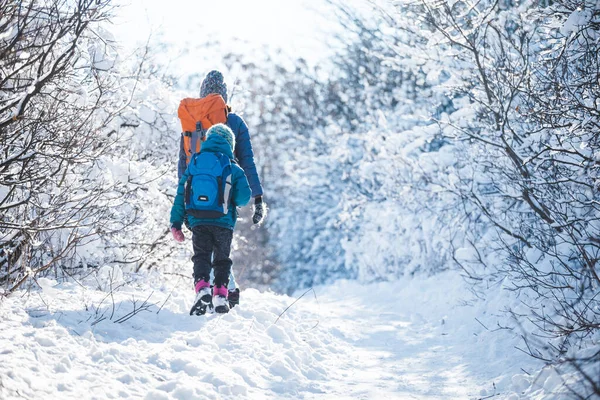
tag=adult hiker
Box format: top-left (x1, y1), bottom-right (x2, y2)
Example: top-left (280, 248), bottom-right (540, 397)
top-left (175, 70), bottom-right (265, 308)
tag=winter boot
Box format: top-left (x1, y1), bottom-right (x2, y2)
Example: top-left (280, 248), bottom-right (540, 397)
top-left (213, 286), bottom-right (230, 314)
top-left (228, 288), bottom-right (240, 309)
top-left (190, 280), bottom-right (213, 316)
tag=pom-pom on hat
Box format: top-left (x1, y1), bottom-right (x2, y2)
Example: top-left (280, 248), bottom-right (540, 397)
top-left (206, 123), bottom-right (235, 150)
top-left (199, 70), bottom-right (228, 103)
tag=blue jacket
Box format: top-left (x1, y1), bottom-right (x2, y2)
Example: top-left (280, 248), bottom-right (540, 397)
top-left (171, 134), bottom-right (252, 230)
top-left (178, 112), bottom-right (263, 198)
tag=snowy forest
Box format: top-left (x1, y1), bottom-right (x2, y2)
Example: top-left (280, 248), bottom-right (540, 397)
top-left (1, 0), bottom-right (599, 399)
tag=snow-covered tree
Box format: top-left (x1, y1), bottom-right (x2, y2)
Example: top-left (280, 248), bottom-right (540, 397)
top-left (0, 0), bottom-right (179, 292)
top-left (0, 0), bottom-right (121, 290)
top-left (388, 0), bottom-right (600, 394)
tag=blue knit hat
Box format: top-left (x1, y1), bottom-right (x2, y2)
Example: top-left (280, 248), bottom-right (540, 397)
top-left (199, 70), bottom-right (227, 103)
top-left (206, 123), bottom-right (235, 150)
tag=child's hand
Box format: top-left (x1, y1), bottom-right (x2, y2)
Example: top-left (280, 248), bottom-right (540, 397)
top-left (171, 227), bottom-right (185, 242)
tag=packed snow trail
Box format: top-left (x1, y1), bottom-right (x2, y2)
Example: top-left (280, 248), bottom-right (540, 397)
top-left (0, 270), bottom-right (551, 399)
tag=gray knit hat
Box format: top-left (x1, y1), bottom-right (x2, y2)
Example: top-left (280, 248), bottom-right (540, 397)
top-left (199, 70), bottom-right (227, 103)
top-left (206, 123), bottom-right (235, 150)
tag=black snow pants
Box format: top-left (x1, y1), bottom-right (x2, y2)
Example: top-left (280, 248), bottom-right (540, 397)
top-left (191, 225), bottom-right (233, 288)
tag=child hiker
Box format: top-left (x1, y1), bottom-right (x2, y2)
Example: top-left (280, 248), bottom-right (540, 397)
top-left (170, 123), bottom-right (251, 314)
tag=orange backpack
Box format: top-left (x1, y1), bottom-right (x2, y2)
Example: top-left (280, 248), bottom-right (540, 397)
top-left (177, 94), bottom-right (229, 166)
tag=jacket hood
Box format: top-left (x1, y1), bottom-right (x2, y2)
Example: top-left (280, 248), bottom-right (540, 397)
top-left (201, 134), bottom-right (234, 159)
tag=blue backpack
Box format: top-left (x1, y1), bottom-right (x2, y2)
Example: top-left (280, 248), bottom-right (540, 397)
top-left (184, 152), bottom-right (233, 218)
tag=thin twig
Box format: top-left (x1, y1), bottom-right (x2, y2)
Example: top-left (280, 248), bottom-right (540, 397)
top-left (156, 292), bottom-right (172, 315)
top-left (273, 287), bottom-right (314, 325)
top-left (475, 317), bottom-right (490, 331)
top-left (113, 291), bottom-right (155, 324)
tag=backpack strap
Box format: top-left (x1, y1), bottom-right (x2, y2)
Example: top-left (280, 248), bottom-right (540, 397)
top-left (216, 153), bottom-right (233, 213)
top-left (190, 121), bottom-right (202, 158)
top-left (184, 175), bottom-right (192, 205)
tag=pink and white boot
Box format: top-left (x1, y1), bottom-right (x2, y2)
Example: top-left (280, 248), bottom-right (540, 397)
top-left (190, 280), bottom-right (212, 316)
top-left (213, 286), bottom-right (230, 314)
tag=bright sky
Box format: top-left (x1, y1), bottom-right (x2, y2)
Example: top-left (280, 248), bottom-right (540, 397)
top-left (112, 0), bottom-right (339, 67)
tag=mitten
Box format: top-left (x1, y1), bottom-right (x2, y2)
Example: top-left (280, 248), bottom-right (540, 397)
top-left (171, 227), bottom-right (185, 242)
top-left (252, 196), bottom-right (266, 225)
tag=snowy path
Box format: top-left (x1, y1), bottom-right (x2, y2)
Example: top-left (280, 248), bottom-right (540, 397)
top-left (0, 271), bottom-right (539, 399)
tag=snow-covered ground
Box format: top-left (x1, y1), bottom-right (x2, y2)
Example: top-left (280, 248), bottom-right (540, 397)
top-left (0, 268), bottom-right (565, 399)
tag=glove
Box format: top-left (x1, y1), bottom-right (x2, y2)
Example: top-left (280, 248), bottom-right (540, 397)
top-left (171, 227), bottom-right (185, 242)
top-left (252, 196), bottom-right (266, 225)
